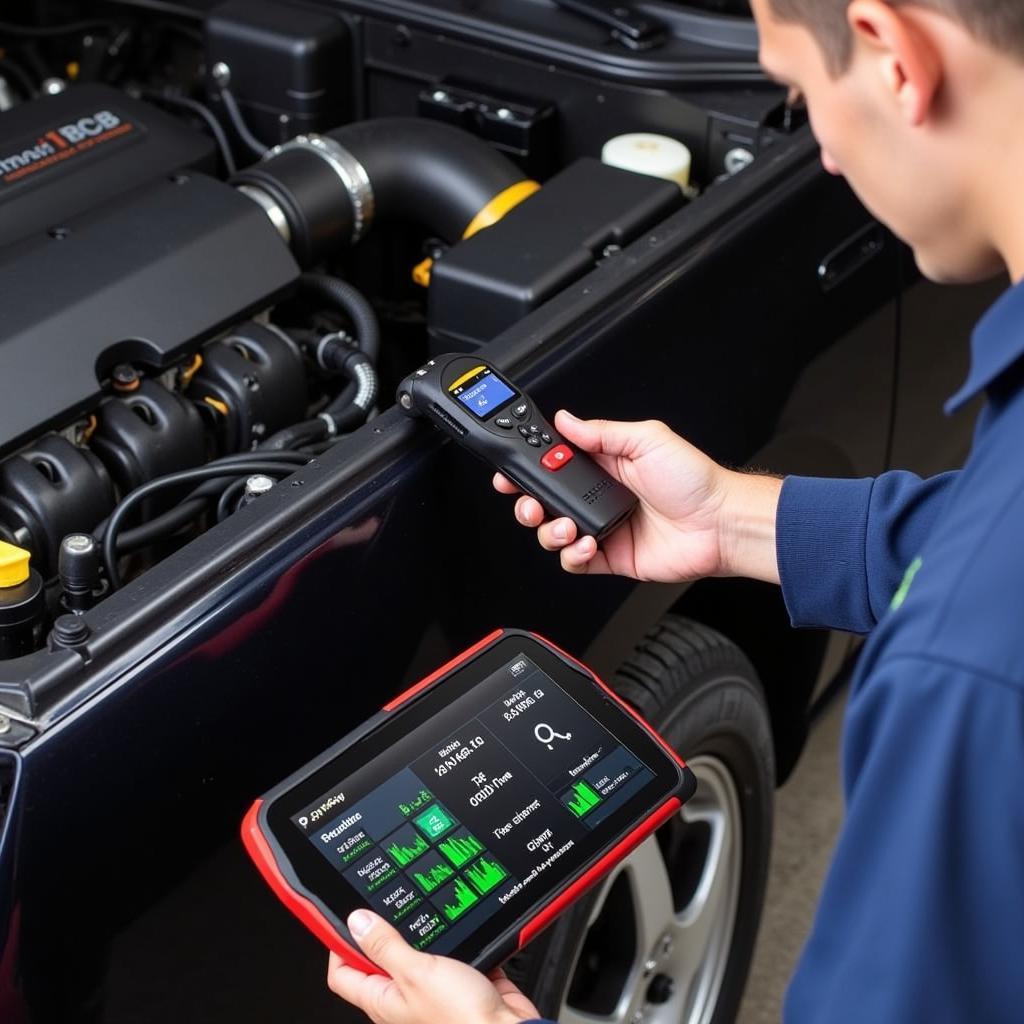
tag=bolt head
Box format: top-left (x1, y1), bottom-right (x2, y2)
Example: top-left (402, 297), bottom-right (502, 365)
top-left (212, 61), bottom-right (231, 86)
top-left (497, 107), bottom-right (513, 120)
top-left (0, 715), bottom-right (11, 735)
top-left (245, 475), bottom-right (275, 497)
top-left (432, 90), bottom-right (448, 103)
top-left (724, 146), bottom-right (755, 176)
top-left (63, 534), bottom-right (95, 554)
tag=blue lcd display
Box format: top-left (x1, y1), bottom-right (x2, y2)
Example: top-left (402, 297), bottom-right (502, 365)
top-left (456, 373), bottom-right (516, 419)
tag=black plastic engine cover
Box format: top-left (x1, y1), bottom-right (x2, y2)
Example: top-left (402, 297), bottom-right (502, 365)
top-left (0, 83), bottom-right (215, 249)
top-left (0, 173), bottom-right (300, 460)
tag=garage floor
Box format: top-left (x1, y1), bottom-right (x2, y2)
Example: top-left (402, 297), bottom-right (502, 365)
top-left (736, 692), bottom-right (847, 1023)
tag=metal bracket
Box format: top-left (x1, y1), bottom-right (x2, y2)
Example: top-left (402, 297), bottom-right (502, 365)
top-left (552, 0), bottom-right (668, 51)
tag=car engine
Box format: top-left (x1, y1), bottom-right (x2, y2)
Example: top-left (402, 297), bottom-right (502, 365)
top-left (0, 0), bottom-right (792, 661)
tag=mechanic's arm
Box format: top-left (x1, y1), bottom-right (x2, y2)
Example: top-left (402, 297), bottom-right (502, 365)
top-left (326, 909), bottom-right (545, 1024)
top-left (786, 656), bottom-right (1024, 1020)
top-left (494, 412), bottom-right (958, 634)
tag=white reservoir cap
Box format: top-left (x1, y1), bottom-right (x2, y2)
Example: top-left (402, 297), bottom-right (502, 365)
top-left (601, 133), bottom-right (692, 189)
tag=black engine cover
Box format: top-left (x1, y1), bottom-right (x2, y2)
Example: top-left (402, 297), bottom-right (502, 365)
top-left (0, 83), bottom-right (215, 248)
top-left (0, 172), bottom-right (300, 460)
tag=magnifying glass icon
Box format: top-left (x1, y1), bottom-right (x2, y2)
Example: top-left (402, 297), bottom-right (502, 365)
top-left (534, 723), bottom-right (572, 750)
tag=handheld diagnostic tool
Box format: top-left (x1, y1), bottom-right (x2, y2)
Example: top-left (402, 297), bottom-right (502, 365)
top-left (397, 355), bottom-right (638, 540)
top-left (243, 629), bottom-right (696, 974)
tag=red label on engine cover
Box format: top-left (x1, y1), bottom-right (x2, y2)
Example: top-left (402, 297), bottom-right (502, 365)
top-left (0, 108), bottom-right (145, 188)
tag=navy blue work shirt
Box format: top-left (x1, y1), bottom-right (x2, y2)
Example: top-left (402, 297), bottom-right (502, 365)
top-left (526, 278), bottom-right (1024, 1023)
top-left (778, 279), bottom-right (1024, 1021)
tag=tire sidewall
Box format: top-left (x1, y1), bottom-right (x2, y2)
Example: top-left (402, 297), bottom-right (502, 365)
top-left (516, 649), bottom-right (774, 1023)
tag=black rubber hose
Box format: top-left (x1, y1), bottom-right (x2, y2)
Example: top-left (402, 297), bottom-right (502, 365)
top-left (263, 346), bottom-right (377, 449)
top-left (330, 119), bottom-right (524, 241)
top-left (0, 56), bottom-right (38, 98)
top-left (233, 118), bottom-right (526, 265)
top-left (299, 274), bottom-right (381, 365)
top-left (92, 450), bottom-right (307, 544)
top-left (261, 418), bottom-right (329, 452)
top-left (215, 476), bottom-right (253, 522)
top-left (108, 453), bottom-right (307, 550)
top-left (138, 89), bottom-right (236, 175)
top-left (101, 461), bottom-right (300, 587)
top-left (217, 85), bottom-right (268, 159)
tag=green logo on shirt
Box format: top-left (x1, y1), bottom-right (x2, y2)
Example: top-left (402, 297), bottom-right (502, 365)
top-left (890, 556), bottom-right (923, 611)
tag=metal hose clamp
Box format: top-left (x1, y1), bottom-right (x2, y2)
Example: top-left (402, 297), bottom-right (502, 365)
top-left (263, 134), bottom-right (375, 245)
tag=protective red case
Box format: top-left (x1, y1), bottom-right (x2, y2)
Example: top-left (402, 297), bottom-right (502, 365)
top-left (241, 628), bottom-right (692, 975)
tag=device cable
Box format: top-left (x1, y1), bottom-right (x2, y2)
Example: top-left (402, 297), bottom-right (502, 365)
top-left (137, 88), bottom-right (237, 175)
top-left (0, 55), bottom-right (38, 98)
top-left (216, 83), bottom-right (268, 159)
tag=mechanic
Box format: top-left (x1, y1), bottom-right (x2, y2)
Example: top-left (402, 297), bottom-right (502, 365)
top-left (325, 0), bottom-right (1024, 1020)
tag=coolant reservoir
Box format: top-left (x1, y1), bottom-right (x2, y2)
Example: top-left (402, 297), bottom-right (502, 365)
top-left (601, 133), bottom-right (692, 189)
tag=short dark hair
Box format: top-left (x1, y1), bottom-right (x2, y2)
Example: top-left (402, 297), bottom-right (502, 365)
top-left (768, 0), bottom-right (1024, 73)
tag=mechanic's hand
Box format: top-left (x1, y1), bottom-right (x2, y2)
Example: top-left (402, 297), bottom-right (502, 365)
top-left (327, 909), bottom-right (540, 1024)
top-left (493, 411), bottom-right (780, 583)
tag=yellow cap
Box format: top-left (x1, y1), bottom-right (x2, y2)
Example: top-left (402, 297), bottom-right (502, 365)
top-left (0, 541), bottom-right (31, 589)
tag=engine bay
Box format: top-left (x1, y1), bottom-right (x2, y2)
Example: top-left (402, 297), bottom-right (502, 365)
top-left (0, 0), bottom-right (799, 662)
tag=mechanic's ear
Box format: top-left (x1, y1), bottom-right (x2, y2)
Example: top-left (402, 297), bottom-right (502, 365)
top-left (847, 0), bottom-right (942, 127)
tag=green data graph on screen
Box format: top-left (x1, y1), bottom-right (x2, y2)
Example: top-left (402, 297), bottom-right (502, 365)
top-left (438, 833), bottom-right (484, 868)
top-left (465, 856), bottom-right (508, 896)
top-left (386, 833), bottom-right (429, 868)
top-left (441, 879), bottom-right (479, 922)
top-left (411, 860), bottom-right (454, 894)
top-left (564, 780), bottom-right (602, 818)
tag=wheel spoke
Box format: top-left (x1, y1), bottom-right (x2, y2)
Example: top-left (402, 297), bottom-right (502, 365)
top-left (623, 836), bottom-right (676, 959)
top-left (665, 758), bottom-right (743, 1020)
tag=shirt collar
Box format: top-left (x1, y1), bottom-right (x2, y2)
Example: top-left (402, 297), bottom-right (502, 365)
top-left (946, 278), bottom-right (1024, 414)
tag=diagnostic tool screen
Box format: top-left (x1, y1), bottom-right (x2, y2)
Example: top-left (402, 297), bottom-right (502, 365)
top-left (282, 648), bottom-right (670, 960)
top-left (450, 367), bottom-right (516, 420)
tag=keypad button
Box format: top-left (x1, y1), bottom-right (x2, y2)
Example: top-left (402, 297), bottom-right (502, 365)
top-left (518, 426), bottom-right (531, 438)
top-left (495, 416), bottom-right (514, 430)
top-left (541, 433), bottom-right (553, 444)
top-left (541, 444), bottom-right (574, 471)
top-left (512, 403), bottom-right (529, 420)
top-left (528, 424), bottom-right (542, 435)
top-left (526, 435), bottom-right (543, 447)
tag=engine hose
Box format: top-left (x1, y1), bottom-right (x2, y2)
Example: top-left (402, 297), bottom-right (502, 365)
top-left (216, 84), bottom-right (268, 159)
top-left (300, 274), bottom-right (381, 365)
top-left (321, 349), bottom-right (377, 429)
top-left (232, 118), bottom-right (537, 267)
top-left (101, 461), bottom-right (300, 588)
top-left (261, 418), bottom-right (330, 452)
top-left (102, 451), bottom-right (309, 551)
top-left (215, 476), bottom-right (254, 522)
top-left (262, 346), bottom-right (378, 449)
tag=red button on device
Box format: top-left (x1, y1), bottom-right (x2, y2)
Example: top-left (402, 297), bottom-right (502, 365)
top-left (541, 444), bottom-right (574, 471)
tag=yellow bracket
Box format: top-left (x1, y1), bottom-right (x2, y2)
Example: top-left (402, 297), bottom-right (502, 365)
top-left (412, 179), bottom-right (541, 287)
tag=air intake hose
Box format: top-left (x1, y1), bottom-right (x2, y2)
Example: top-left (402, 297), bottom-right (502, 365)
top-left (233, 119), bottom-right (538, 267)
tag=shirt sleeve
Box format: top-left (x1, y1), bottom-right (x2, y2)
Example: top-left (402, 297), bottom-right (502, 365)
top-left (775, 471), bottom-right (958, 633)
top-left (784, 655), bottom-right (1024, 1023)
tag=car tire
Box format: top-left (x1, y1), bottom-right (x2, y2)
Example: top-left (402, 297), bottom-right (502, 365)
top-left (507, 615), bottom-right (774, 1024)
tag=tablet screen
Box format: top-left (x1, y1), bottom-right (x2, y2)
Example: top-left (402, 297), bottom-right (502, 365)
top-left (267, 638), bottom-right (682, 962)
